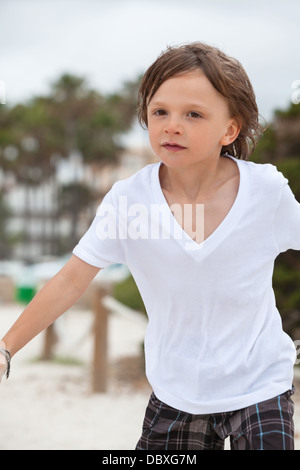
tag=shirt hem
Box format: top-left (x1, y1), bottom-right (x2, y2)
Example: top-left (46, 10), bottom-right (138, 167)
top-left (151, 382), bottom-right (294, 415)
top-left (72, 245), bottom-right (110, 269)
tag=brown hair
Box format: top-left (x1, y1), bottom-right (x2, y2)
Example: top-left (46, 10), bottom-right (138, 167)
top-left (137, 42), bottom-right (264, 160)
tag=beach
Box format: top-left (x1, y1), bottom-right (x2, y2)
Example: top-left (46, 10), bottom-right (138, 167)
top-left (0, 302), bottom-right (299, 450)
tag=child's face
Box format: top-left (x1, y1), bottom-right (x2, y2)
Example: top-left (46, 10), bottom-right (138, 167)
top-left (147, 71), bottom-right (239, 170)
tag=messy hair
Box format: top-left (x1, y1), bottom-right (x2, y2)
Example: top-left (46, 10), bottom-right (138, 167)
top-left (137, 42), bottom-right (264, 160)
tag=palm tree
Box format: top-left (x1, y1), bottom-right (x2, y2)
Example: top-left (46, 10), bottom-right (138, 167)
top-left (49, 73), bottom-right (140, 251)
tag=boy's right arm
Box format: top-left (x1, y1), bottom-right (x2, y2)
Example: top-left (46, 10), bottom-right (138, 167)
top-left (0, 255), bottom-right (100, 381)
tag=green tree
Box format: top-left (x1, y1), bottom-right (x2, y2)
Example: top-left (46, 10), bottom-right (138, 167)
top-left (48, 73), bottom-right (139, 251)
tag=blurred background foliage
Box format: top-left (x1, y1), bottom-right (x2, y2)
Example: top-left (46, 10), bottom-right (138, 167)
top-left (114, 274), bottom-right (146, 314)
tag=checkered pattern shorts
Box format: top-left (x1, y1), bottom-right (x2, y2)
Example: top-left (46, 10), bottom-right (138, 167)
top-left (136, 389), bottom-right (295, 450)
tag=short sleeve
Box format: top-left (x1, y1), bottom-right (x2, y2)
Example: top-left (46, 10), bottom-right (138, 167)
top-left (72, 186), bottom-right (126, 268)
top-left (274, 181), bottom-right (300, 253)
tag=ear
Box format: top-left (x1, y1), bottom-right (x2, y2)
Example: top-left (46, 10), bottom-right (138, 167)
top-left (220, 118), bottom-right (241, 146)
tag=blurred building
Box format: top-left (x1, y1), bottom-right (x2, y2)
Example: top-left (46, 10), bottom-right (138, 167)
top-left (2, 144), bottom-right (157, 262)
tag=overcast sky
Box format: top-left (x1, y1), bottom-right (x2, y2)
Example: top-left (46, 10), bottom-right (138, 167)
top-left (1, 0), bottom-right (300, 124)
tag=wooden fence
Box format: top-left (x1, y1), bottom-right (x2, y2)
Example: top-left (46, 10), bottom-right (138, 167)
top-left (42, 285), bottom-right (110, 392)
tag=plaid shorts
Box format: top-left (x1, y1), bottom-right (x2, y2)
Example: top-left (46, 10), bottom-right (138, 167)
top-left (136, 389), bottom-right (295, 450)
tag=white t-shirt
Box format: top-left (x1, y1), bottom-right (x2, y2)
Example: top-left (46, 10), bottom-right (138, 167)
top-left (73, 156), bottom-right (298, 414)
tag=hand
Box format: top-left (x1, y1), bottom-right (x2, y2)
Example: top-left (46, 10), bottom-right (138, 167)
top-left (0, 340), bottom-right (8, 384)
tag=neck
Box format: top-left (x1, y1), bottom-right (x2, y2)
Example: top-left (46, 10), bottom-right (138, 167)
top-left (160, 157), bottom-right (224, 201)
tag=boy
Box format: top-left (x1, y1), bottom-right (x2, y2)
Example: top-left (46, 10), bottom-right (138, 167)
top-left (0, 42), bottom-right (298, 450)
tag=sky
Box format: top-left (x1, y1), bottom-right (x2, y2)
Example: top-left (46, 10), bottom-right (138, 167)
top-left (0, 0), bottom-right (300, 130)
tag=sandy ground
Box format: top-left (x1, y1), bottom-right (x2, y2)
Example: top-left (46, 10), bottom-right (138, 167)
top-left (0, 302), bottom-right (300, 451)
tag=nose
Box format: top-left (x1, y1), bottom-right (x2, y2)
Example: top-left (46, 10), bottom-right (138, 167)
top-left (164, 115), bottom-right (183, 135)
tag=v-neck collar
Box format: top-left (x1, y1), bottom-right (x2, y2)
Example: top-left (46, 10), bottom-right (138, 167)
top-left (151, 155), bottom-right (250, 258)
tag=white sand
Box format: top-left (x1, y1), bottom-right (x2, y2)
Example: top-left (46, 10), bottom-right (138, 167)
top-left (0, 303), bottom-right (299, 450)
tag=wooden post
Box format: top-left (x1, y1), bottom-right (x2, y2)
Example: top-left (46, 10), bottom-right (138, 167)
top-left (92, 286), bottom-right (109, 393)
top-left (42, 323), bottom-right (57, 360)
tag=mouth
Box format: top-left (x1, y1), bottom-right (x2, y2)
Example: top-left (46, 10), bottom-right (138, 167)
top-left (161, 142), bottom-right (187, 152)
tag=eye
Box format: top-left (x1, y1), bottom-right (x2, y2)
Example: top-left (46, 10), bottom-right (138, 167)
top-left (187, 111), bottom-right (202, 119)
top-left (153, 109), bottom-right (167, 116)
